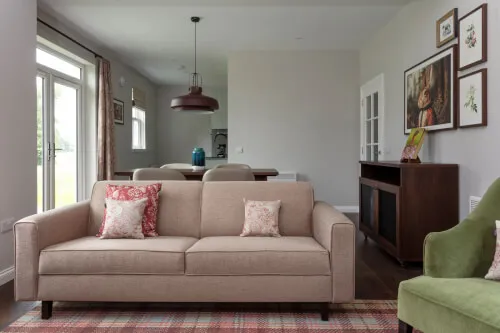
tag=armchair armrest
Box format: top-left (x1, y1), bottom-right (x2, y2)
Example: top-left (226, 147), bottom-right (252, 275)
top-left (424, 216), bottom-right (496, 278)
top-left (313, 201), bottom-right (355, 303)
top-left (14, 200), bottom-right (90, 301)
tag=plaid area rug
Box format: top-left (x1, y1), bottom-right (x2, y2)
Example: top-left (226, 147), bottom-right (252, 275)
top-left (2, 300), bottom-right (398, 332)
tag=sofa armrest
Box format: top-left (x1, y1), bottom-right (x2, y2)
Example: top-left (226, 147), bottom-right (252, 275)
top-left (424, 216), bottom-right (495, 278)
top-left (312, 201), bottom-right (355, 303)
top-left (14, 200), bottom-right (90, 301)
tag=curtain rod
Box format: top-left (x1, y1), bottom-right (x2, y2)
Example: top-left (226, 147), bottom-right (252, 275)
top-left (37, 18), bottom-right (103, 59)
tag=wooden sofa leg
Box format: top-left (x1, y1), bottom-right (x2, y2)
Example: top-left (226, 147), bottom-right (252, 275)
top-left (41, 301), bottom-right (53, 320)
top-left (320, 303), bottom-right (329, 321)
top-left (398, 319), bottom-right (413, 333)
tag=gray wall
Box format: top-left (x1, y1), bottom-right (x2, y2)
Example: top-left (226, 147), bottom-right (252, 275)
top-left (156, 85), bottom-right (228, 164)
top-left (0, 1), bottom-right (37, 275)
top-left (228, 50), bottom-right (360, 207)
top-left (360, 0), bottom-right (499, 219)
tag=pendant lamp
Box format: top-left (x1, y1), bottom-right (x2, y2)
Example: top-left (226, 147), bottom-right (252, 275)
top-left (171, 17), bottom-right (219, 114)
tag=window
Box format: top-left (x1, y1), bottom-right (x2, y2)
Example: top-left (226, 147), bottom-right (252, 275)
top-left (36, 47), bottom-right (81, 80)
top-left (132, 107), bottom-right (146, 150)
top-left (132, 87), bottom-right (147, 150)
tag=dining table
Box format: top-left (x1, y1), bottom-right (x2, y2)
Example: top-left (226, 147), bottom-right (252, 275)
top-left (114, 168), bottom-right (279, 181)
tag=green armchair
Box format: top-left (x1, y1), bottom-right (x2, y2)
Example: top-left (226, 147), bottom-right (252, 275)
top-left (398, 179), bottom-right (500, 333)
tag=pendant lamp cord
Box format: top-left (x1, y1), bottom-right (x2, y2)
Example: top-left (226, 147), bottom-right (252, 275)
top-left (194, 20), bottom-right (197, 75)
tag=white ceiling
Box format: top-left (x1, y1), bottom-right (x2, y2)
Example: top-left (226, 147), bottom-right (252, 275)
top-left (38, 0), bottom-right (415, 86)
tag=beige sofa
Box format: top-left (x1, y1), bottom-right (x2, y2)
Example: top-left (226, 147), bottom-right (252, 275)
top-left (15, 181), bottom-right (355, 320)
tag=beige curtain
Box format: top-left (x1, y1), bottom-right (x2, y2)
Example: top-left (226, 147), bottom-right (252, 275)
top-left (97, 58), bottom-right (115, 180)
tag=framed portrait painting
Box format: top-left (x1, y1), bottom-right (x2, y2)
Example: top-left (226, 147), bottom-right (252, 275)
top-left (459, 4), bottom-right (488, 71)
top-left (404, 45), bottom-right (457, 134)
top-left (458, 69), bottom-right (487, 128)
top-left (436, 8), bottom-right (458, 48)
top-left (113, 99), bottom-right (125, 125)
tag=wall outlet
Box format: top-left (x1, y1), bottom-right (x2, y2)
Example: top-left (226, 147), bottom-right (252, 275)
top-left (1, 218), bottom-right (16, 234)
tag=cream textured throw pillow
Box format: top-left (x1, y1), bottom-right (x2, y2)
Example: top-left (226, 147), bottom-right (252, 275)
top-left (240, 199), bottom-right (281, 237)
top-left (100, 198), bottom-right (148, 239)
top-left (485, 220), bottom-right (500, 280)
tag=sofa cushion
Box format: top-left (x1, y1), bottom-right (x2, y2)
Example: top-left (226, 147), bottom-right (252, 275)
top-left (89, 181), bottom-right (202, 238)
top-left (39, 236), bottom-right (198, 275)
top-left (398, 276), bottom-right (500, 333)
top-left (201, 182), bottom-right (314, 237)
top-left (185, 236), bottom-right (330, 276)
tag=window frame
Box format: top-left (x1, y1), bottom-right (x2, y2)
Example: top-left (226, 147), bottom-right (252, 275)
top-left (132, 105), bottom-right (147, 151)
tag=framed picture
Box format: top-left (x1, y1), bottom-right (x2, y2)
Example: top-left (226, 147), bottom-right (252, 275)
top-left (401, 128), bottom-right (426, 162)
top-left (436, 8), bottom-right (458, 48)
top-left (113, 99), bottom-right (125, 125)
top-left (404, 45), bottom-right (457, 134)
top-left (458, 69), bottom-right (487, 128)
top-left (459, 4), bottom-right (488, 71)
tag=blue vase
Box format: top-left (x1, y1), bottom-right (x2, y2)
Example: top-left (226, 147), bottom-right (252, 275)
top-left (191, 148), bottom-right (205, 170)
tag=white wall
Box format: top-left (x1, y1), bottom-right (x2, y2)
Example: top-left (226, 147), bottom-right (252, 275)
top-left (0, 1), bottom-right (37, 275)
top-left (156, 85), bottom-right (228, 164)
top-left (38, 10), bottom-right (159, 172)
top-left (360, 0), bottom-right (499, 219)
top-left (228, 50), bottom-right (360, 206)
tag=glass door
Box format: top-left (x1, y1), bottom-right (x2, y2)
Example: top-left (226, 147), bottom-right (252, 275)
top-left (37, 73), bottom-right (81, 212)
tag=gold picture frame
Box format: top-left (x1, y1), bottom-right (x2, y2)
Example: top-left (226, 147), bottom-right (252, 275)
top-left (436, 8), bottom-right (458, 48)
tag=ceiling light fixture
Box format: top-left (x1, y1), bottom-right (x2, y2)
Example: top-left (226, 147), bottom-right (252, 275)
top-left (171, 17), bottom-right (219, 114)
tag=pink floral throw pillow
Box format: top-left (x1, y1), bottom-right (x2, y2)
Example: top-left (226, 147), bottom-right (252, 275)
top-left (100, 198), bottom-right (148, 239)
top-left (97, 183), bottom-right (162, 238)
top-left (240, 199), bottom-right (281, 237)
top-left (485, 221), bottom-right (500, 280)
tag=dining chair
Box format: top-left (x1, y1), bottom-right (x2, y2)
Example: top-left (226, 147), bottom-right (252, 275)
top-left (202, 168), bottom-right (255, 181)
top-left (214, 163), bottom-right (251, 169)
top-left (160, 163), bottom-right (192, 169)
top-left (133, 168), bottom-right (186, 181)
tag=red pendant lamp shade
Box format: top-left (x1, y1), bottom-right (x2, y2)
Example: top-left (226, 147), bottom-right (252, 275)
top-left (171, 17), bottom-right (219, 114)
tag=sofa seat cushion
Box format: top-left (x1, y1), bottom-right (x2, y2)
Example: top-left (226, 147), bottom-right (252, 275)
top-left (185, 236), bottom-right (330, 276)
top-left (39, 236), bottom-right (198, 275)
top-left (398, 276), bottom-right (500, 333)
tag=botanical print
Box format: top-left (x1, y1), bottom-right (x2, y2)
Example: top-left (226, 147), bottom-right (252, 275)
top-left (464, 85), bottom-right (478, 113)
top-left (465, 24), bottom-right (477, 48)
top-left (459, 69), bottom-right (486, 128)
top-left (405, 47), bottom-right (455, 133)
top-left (459, 5), bottom-right (487, 70)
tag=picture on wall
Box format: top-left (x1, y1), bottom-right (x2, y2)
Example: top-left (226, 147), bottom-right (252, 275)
top-left (459, 4), bottom-right (488, 71)
top-left (436, 8), bottom-right (458, 48)
top-left (404, 45), bottom-right (457, 134)
top-left (113, 99), bottom-right (125, 125)
top-left (459, 69), bottom-right (487, 128)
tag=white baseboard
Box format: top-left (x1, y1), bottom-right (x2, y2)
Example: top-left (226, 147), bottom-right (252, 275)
top-left (0, 266), bottom-right (14, 287)
top-left (335, 206), bottom-right (360, 214)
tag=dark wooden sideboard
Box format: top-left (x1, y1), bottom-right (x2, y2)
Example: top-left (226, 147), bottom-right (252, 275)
top-left (359, 161), bottom-right (459, 265)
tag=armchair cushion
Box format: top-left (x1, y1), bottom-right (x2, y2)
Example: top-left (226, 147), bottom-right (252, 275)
top-left (399, 276), bottom-right (500, 333)
top-left (40, 236), bottom-right (198, 275)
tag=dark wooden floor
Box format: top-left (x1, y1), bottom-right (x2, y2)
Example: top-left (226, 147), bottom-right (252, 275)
top-left (0, 215), bottom-right (421, 329)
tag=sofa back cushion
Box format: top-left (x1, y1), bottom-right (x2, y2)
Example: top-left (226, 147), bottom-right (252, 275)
top-left (88, 181), bottom-right (202, 238)
top-left (201, 182), bottom-right (314, 237)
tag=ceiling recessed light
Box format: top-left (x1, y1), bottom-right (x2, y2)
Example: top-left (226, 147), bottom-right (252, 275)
top-left (295, 37), bottom-right (304, 40)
